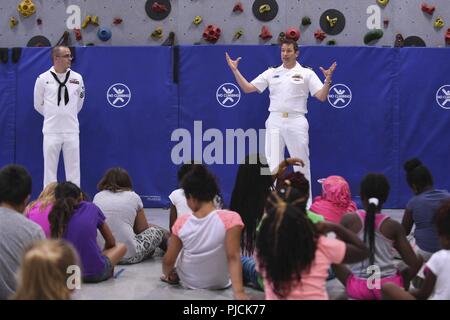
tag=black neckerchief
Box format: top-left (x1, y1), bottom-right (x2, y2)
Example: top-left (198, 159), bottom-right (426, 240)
top-left (50, 70), bottom-right (70, 105)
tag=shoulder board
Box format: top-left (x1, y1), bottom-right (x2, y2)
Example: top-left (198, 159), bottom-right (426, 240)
top-left (270, 64), bottom-right (281, 69)
top-left (301, 64), bottom-right (314, 70)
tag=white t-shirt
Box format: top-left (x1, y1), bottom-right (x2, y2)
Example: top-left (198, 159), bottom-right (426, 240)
top-left (168, 188), bottom-right (192, 217)
top-left (172, 210), bottom-right (244, 290)
top-left (426, 249), bottom-right (450, 300)
top-left (251, 62), bottom-right (323, 114)
top-left (93, 190), bottom-right (143, 259)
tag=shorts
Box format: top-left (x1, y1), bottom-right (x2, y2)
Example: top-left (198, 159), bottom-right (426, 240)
top-left (83, 256), bottom-right (113, 283)
top-left (346, 272), bottom-right (404, 300)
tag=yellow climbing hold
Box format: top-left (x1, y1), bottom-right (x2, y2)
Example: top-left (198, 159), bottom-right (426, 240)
top-left (90, 15), bottom-right (99, 26)
top-left (151, 27), bottom-right (163, 39)
top-left (259, 4), bottom-right (271, 14)
top-left (326, 16), bottom-right (338, 27)
top-left (10, 16), bottom-right (18, 29)
top-left (377, 0), bottom-right (389, 6)
top-left (234, 29), bottom-right (244, 39)
top-left (82, 15), bottom-right (91, 29)
top-left (17, 0), bottom-right (36, 17)
top-left (193, 15), bottom-right (202, 25)
top-left (434, 17), bottom-right (445, 29)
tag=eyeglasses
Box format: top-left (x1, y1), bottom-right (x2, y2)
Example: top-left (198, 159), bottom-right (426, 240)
top-left (57, 54), bottom-right (72, 59)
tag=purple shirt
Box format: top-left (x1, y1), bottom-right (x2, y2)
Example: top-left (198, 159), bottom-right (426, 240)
top-left (64, 201), bottom-right (106, 277)
top-left (27, 202), bottom-right (52, 238)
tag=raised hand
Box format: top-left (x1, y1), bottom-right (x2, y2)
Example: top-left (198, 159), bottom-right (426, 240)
top-left (225, 52), bottom-right (241, 71)
top-left (319, 61), bottom-right (337, 79)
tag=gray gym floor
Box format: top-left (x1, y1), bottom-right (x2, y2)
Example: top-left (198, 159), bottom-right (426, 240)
top-left (72, 209), bottom-right (404, 300)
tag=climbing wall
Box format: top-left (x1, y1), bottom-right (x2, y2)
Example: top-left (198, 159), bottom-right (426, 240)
top-left (0, 0), bottom-right (449, 47)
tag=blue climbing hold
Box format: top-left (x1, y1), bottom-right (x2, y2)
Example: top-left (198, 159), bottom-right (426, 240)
top-left (97, 27), bottom-right (112, 41)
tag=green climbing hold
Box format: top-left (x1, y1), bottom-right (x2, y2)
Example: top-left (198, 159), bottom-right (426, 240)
top-left (301, 16), bottom-right (311, 26)
top-left (364, 29), bottom-right (383, 44)
top-left (327, 39), bottom-right (337, 46)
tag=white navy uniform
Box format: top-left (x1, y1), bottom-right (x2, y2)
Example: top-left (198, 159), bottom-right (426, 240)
top-left (34, 66), bottom-right (85, 187)
top-left (251, 62), bottom-right (323, 201)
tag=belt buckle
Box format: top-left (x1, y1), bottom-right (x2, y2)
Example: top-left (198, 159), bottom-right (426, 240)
top-left (282, 112), bottom-right (288, 118)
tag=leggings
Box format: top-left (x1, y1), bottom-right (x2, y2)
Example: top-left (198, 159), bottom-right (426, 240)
top-left (121, 226), bottom-right (165, 264)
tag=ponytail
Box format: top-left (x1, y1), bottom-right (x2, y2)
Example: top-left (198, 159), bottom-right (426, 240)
top-left (364, 198), bottom-right (378, 265)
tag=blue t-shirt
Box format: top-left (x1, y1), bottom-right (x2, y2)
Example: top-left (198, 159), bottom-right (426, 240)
top-left (64, 201), bottom-right (106, 277)
top-left (406, 189), bottom-right (450, 253)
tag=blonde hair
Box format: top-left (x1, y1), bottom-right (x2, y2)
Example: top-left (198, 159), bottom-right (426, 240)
top-left (13, 239), bottom-right (79, 300)
top-left (25, 182), bottom-right (57, 213)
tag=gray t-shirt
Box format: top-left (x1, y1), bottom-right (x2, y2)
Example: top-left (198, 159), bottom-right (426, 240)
top-left (0, 207), bottom-right (45, 299)
top-left (93, 190), bottom-right (143, 259)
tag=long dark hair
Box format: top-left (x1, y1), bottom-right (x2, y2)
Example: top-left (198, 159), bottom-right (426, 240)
top-left (48, 182), bottom-right (82, 238)
top-left (230, 155), bottom-right (273, 256)
top-left (360, 174), bottom-right (390, 265)
top-left (403, 158), bottom-right (433, 194)
top-left (256, 188), bottom-right (317, 298)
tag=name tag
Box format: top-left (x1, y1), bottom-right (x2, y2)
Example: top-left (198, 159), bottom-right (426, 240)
top-left (69, 79), bottom-right (80, 84)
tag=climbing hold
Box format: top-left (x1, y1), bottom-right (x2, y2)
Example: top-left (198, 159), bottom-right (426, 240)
top-left (259, 4), bottom-right (271, 14)
top-left (17, 0), bottom-right (36, 17)
top-left (434, 17), bottom-right (445, 29)
top-left (162, 31), bottom-right (175, 46)
top-left (26, 35), bottom-right (51, 47)
top-left (152, 2), bottom-right (168, 13)
top-left (259, 26), bottom-right (272, 40)
top-left (277, 32), bottom-right (286, 44)
top-left (97, 27), bottom-right (112, 41)
top-left (383, 18), bottom-right (389, 28)
top-left (394, 33), bottom-right (404, 47)
top-left (145, 0), bottom-right (171, 21)
top-left (203, 25), bottom-right (221, 43)
top-left (234, 29), bottom-right (244, 40)
top-left (55, 31), bottom-right (70, 46)
top-left (36, 17), bottom-right (42, 25)
top-left (445, 28), bottom-right (450, 45)
top-left (327, 39), bottom-right (337, 46)
top-left (404, 36), bottom-right (426, 47)
top-left (151, 27), bottom-right (163, 39)
top-left (81, 15), bottom-right (91, 29)
top-left (193, 15), bottom-right (202, 25)
top-left (314, 29), bottom-right (326, 41)
top-left (113, 17), bottom-right (123, 25)
top-left (252, 0), bottom-right (278, 22)
top-left (364, 29), bottom-right (383, 44)
top-left (285, 28), bottom-right (300, 42)
top-left (326, 15), bottom-right (338, 27)
top-left (233, 2), bottom-right (244, 13)
top-left (90, 16), bottom-right (99, 26)
top-left (10, 17), bottom-right (18, 29)
top-left (73, 28), bottom-right (82, 41)
top-left (301, 16), bottom-right (311, 26)
top-left (377, 0), bottom-right (389, 7)
top-left (421, 3), bottom-right (435, 15)
top-left (320, 9), bottom-right (345, 35)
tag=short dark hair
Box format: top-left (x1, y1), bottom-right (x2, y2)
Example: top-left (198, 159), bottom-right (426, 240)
top-left (403, 158), bottom-right (433, 192)
top-left (97, 167), bottom-right (132, 192)
top-left (280, 39), bottom-right (299, 52)
top-left (0, 164), bottom-right (32, 206)
top-left (181, 165), bottom-right (220, 202)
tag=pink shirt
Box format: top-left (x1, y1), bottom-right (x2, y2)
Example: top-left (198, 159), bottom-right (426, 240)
top-left (26, 202), bottom-right (53, 238)
top-left (261, 236), bottom-right (346, 300)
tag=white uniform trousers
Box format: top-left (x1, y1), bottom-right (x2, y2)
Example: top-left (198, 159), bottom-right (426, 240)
top-left (265, 112), bottom-right (312, 207)
top-left (43, 133), bottom-right (80, 188)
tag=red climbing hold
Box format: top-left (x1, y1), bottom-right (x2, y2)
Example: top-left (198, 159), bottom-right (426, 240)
top-left (259, 26), bottom-right (272, 40)
top-left (152, 2), bottom-right (168, 13)
top-left (203, 25), bottom-right (221, 43)
top-left (314, 29), bottom-right (326, 41)
top-left (421, 3), bottom-right (435, 15)
top-left (285, 28), bottom-right (300, 41)
top-left (113, 18), bottom-right (123, 25)
top-left (73, 28), bottom-right (82, 41)
top-left (233, 2), bottom-right (244, 13)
